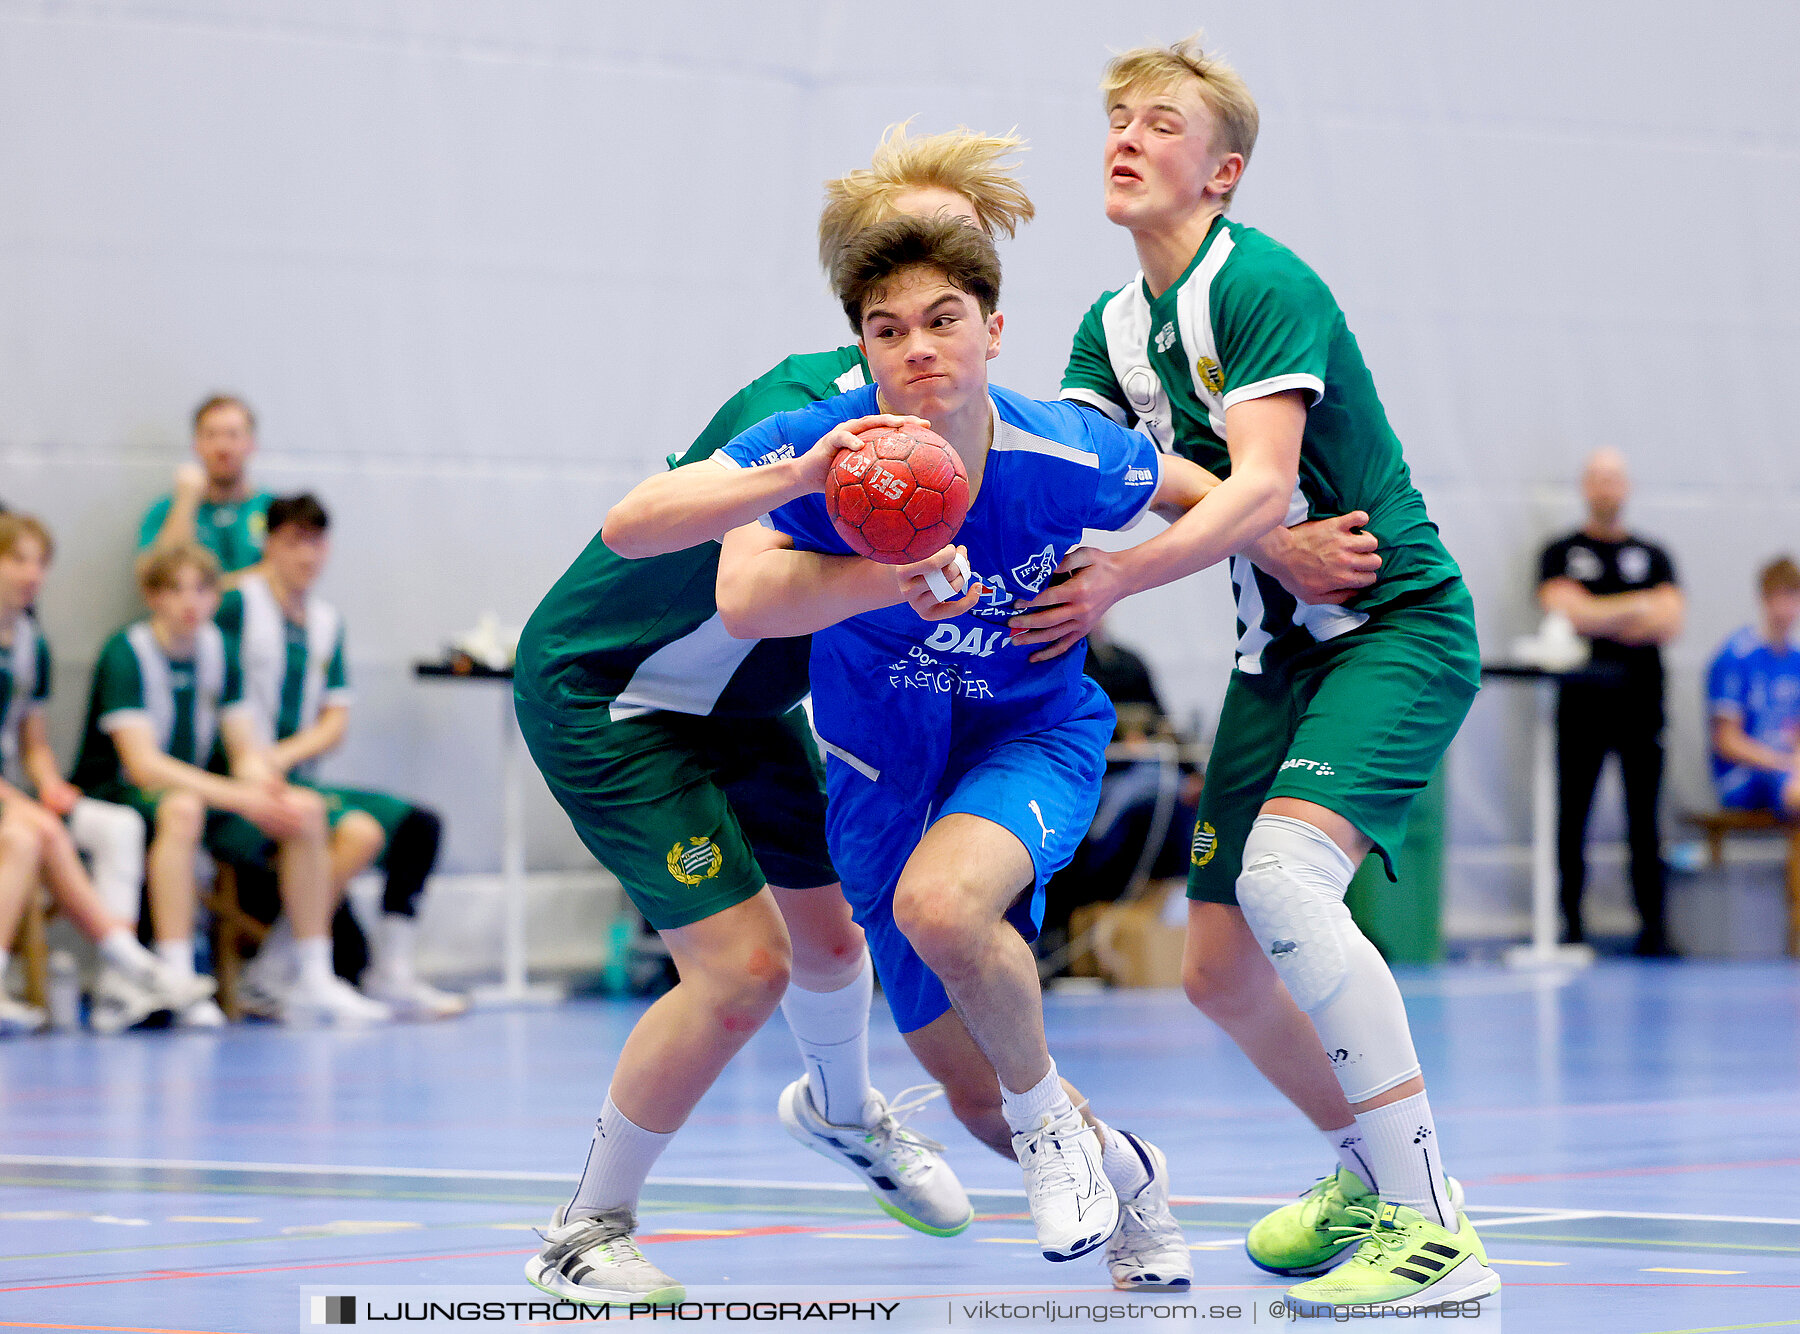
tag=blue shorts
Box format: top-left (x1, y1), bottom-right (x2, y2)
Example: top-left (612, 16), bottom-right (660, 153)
top-left (823, 699), bottom-right (1113, 1033)
top-left (1718, 769), bottom-right (1790, 812)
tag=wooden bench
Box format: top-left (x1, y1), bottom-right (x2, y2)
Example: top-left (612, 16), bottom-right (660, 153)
top-left (1686, 809), bottom-right (1800, 957)
top-left (11, 888), bottom-right (52, 1008)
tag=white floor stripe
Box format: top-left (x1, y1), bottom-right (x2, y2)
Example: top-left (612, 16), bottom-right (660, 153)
top-left (3, 1155), bottom-right (1796, 1227)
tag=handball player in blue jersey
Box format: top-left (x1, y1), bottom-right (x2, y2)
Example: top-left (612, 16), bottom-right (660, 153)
top-left (711, 214), bottom-right (1218, 1274)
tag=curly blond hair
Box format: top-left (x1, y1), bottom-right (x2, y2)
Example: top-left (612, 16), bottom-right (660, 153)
top-left (818, 122), bottom-right (1035, 272)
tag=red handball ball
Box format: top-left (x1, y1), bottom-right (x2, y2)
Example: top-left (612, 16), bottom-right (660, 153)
top-left (825, 425), bottom-right (971, 564)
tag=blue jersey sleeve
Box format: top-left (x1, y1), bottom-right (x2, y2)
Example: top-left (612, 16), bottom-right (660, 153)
top-left (715, 395), bottom-right (872, 555)
top-left (1072, 404), bottom-right (1162, 532)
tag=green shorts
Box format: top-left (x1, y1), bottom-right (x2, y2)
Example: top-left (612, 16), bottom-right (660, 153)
top-left (86, 781), bottom-right (236, 854)
top-left (513, 683), bottom-right (836, 931)
top-left (207, 783), bottom-right (417, 869)
top-left (1187, 579), bottom-right (1480, 904)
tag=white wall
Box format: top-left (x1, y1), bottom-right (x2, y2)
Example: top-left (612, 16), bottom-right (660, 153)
top-left (4, 0), bottom-right (1797, 927)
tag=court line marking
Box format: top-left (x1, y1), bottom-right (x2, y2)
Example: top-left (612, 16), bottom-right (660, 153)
top-left (1636, 1322), bottom-right (1800, 1333)
top-left (0, 1317), bottom-right (253, 1324)
top-left (7, 1156), bottom-right (1799, 1228)
top-left (1644, 1267), bottom-right (1750, 1275)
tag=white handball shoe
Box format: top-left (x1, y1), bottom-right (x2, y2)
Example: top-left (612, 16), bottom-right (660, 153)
top-left (360, 969), bottom-right (469, 1020)
top-left (1012, 1106), bottom-right (1119, 1262)
top-left (236, 946), bottom-right (293, 1020)
top-left (780, 1079), bottom-right (972, 1236)
top-left (1104, 1132), bottom-right (1192, 1291)
top-left (283, 974), bottom-right (392, 1026)
top-left (0, 993), bottom-right (49, 1035)
top-left (525, 1206), bottom-right (684, 1304)
top-left (175, 996), bottom-right (229, 1028)
top-left (91, 960), bottom-right (219, 1034)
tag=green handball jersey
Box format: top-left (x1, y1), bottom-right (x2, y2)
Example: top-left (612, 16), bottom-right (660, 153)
top-left (1, 612), bottom-right (52, 781)
top-left (216, 572), bottom-right (350, 762)
top-left (1061, 217), bottom-right (1460, 674)
top-left (139, 492), bottom-right (275, 573)
top-left (73, 622), bottom-right (248, 792)
top-left (518, 346), bottom-right (870, 718)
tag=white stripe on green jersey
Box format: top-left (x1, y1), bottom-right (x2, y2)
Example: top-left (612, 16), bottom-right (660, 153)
top-left (217, 573), bottom-right (350, 757)
top-left (1062, 217), bottom-right (1460, 675)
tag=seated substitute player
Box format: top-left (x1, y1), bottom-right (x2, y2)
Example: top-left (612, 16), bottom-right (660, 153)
top-left (513, 126), bottom-right (1033, 1305)
top-left (1708, 556), bottom-right (1800, 815)
top-left (139, 394), bottom-right (275, 578)
top-left (215, 494), bottom-right (462, 1020)
top-left (0, 514), bottom-right (215, 1033)
top-left (714, 215), bottom-right (1217, 1276)
top-left (1029, 36), bottom-right (1497, 1312)
top-left (72, 543), bottom-right (360, 1025)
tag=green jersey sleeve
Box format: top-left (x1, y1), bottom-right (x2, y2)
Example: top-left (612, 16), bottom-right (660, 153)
top-left (1213, 252), bottom-right (1335, 410)
top-left (93, 634), bottom-right (147, 729)
top-left (1059, 293), bottom-right (1133, 425)
top-left (138, 495), bottom-right (173, 551)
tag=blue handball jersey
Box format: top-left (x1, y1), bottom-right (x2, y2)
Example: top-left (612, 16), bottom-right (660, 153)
top-left (717, 383), bottom-right (1162, 796)
top-left (1707, 628), bottom-right (1800, 785)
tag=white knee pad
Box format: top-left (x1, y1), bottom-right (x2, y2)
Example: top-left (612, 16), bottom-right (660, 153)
top-left (68, 797), bottom-right (147, 924)
top-left (1236, 815), bottom-right (1421, 1103)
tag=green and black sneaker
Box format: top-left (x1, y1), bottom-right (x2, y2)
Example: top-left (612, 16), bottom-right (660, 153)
top-left (1246, 1166), bottom-right (1464, 1276)
top-left (1283, 1201), bottom-right (1500, 1314)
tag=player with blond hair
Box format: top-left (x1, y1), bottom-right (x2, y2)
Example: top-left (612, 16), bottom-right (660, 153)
top-left (513, 125), bottom-right (1033, 1305)
top-left (1019, 33), bottom-right (1499, 1313)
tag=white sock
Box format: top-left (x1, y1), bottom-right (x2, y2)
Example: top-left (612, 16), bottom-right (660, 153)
top-left (779, 955), bottom-right (874, 1126)
top-left (1324, 1123), bottom-right (1377, 1192)
top-left (155, 939), bottom-right (195, 976)
top-left (294, 936), bottom-right (334, 988)
top-left (567, 1092), bottom-right (676, 1221)
top-left (1095, 1121), bottom-right (1150, 1198)
top-left (373, 914), bottom-right (416, 982)
top-left (1356, 1091), bottom-right (1454, 1229)
top-left (98, 927), bottom-right (153, 974)
top-left (1000, 1061), bottom-right (1075, 1133)
top-left (0, 948), bottom-right (11, 974)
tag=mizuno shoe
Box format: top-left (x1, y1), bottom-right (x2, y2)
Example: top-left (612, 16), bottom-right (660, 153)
top-left (780, 1078), bottom-right (972, 1236)
top-left (1103, 1132), bottom-right (1192, 1291)
top-left (1283, 1202), bottom-right (1500, 1314)
top-left (1246, 1166), bottom-right (1465, 1276)
top-left (1011, 1106), bottom-right (1118, 1262)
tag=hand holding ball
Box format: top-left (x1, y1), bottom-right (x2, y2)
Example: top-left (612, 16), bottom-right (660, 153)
top-left (825, 425), bottom-right (971, 564)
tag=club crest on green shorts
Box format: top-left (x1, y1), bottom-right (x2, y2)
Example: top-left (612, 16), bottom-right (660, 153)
top-left (667, 836), bottom-right (724, 886)
top-left (1191, 820), bottom-right (1218, 868)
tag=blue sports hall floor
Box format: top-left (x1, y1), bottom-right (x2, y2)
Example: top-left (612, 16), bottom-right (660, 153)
top-left (1, 960), bottom-right (1796, 1333)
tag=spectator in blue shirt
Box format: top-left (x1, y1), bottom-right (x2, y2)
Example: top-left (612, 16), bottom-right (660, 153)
top-left (1708, 556), bottom-right (1800, 815)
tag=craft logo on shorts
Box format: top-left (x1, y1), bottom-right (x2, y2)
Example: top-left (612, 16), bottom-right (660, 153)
top-left (310, 1295), bottom-right (355, 1325)
top-left (1279, 757), bottom-right (1336, 778)
top-left (1196, 354), bottom-right (1225, 396)
top-left (1190, 820), bottom-right (1218, 868)
top-left (667, 836), bottom-right (723, 885)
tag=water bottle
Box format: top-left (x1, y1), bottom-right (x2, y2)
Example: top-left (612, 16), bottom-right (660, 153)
top-left (47, 951), bottom-right (82, 1031)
